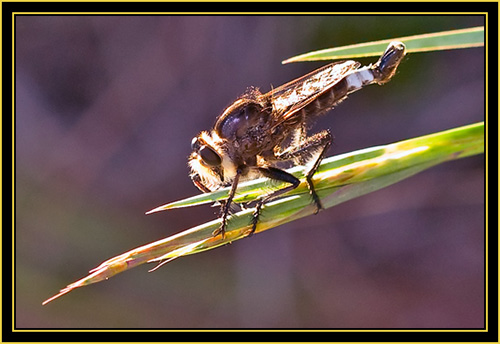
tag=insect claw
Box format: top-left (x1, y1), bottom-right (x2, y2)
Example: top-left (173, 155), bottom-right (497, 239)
top-left (313, 199), bottom-right (322, 215)
top-left (212, 226), bottom-right (226, 239)
top-left (247, 208), bottom-right (261, 237)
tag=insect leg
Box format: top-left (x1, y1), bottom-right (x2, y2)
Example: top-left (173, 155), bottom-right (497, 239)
top-left (276, 129), bottom-right (333, 213)
top-left (250, 167), bottom-right (300, 236)
top-left (304, 130), bottom-right (333, 213)
top-left (191, 173), bottom-right (213, 193)
top-left (213, 169), bottom-right (242, 239)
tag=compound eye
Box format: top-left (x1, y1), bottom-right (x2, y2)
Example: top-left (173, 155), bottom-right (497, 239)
top-left (199, 145), bottom-right (221, 167)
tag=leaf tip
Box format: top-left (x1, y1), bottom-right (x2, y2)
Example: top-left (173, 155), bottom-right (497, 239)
top-left (145, 204), bottom-right (169, 215)
top-left (42, 287), bottom-right (73, 305)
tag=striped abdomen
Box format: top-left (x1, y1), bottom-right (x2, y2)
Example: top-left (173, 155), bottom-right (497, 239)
top-left (296, 41), bottom-right (406, 119)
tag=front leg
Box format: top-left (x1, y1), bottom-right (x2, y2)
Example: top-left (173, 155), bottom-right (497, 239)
top-left (212, 168), bottom-right (242, 239)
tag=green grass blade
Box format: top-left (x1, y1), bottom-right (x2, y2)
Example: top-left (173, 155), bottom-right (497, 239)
top-left (283, 26), bottom-right (484, 63)
top-left (43, 121), bottom-right (484, 304)
top-left (151, 121), bottom-right (484, 210)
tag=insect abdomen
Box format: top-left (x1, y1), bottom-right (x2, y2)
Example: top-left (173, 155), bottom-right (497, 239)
top-left (299, 77), bottom-right (351, 118)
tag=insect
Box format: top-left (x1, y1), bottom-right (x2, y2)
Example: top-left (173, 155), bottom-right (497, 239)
top-left (189, 41), bottom-right (406, 238)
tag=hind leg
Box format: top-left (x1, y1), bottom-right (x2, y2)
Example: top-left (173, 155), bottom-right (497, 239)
top-left (275, 130), bottom-right (333, 213)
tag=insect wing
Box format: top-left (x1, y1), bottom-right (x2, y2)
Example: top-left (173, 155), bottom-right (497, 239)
top-left (267, 60), bottom-right (360, 124)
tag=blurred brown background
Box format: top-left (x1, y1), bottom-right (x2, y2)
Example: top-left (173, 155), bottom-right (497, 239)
top-left (16, 16), bottom-right (484, 328)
